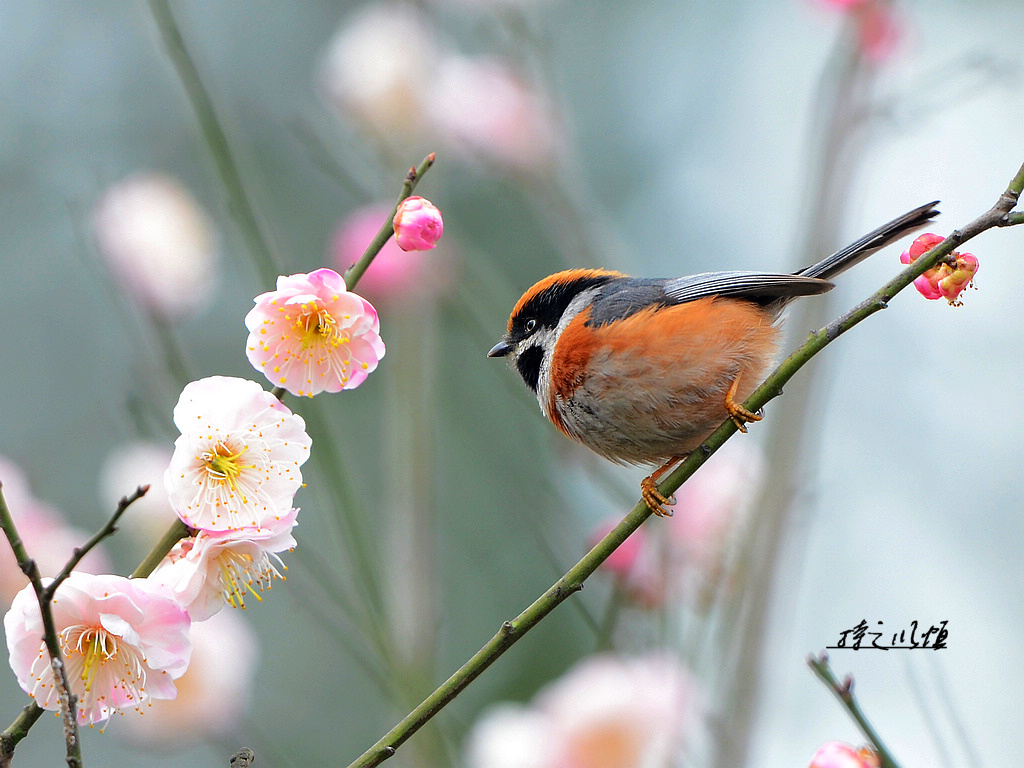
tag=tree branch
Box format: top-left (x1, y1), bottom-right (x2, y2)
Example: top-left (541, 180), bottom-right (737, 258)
top-left (0, 484), bottom-right (152, 764)
top-left (342, 158), bottom-right (1024, 768)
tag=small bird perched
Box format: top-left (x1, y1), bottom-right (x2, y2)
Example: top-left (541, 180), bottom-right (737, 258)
top-left (489, 201), bottom-right (940, 516)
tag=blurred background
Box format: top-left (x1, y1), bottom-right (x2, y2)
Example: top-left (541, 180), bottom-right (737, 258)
top-left (1, 0), bottom-right (1022, 766)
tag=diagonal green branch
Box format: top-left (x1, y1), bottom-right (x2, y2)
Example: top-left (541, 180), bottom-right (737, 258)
top-left (146, 0), bottom-right (282, 287)
top-left (343, 158), bottom-right (1024, 768)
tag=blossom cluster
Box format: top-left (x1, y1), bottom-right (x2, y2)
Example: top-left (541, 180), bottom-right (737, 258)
top-left (900, 233), bottom-right (979, 306)
top-left (3, 255), bottom-right (410, 728)
top-left (3, 374), bottom-right (311, 726)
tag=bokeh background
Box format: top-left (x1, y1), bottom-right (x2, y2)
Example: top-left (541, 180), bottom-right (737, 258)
top-left (1, 1), bottom-right (1023, 766)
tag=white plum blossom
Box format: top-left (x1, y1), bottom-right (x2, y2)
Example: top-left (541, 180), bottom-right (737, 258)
top-left (165, 376), bottom-right (311, 532)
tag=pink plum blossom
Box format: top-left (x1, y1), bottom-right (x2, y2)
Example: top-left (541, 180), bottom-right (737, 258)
top-left (392, 196), bottom-right (444, 251)
top-left (0, 457), bottom-right (109, 606)
top-left (93, 173), bottom-right (218, 318)
top-left (245, 268), bottom-right (385, 396)
top-left (4, 572), bottom-right (191, 725)
top-left (150, 508), bottom-right (297, 620)
top-left (117, 609), bottom-right (257, 745)
top-left (165, 377), bottom-right (311, 532)
top-left (463, 653), bottom-right (702, 768)
top-left (937, 252), bottom-right (979, 306)
top-left (809, 742), bottom-right (880, 768)
top-left (901, 233), bottom-right (979, 306)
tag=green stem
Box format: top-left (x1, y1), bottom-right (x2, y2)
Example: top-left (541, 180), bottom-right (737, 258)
top-left (344, 500), bottom-right (654, 768)
top-left (0, 703), bottom-right (45, 766)
top-left (808, 654), bottom-right (900, 768)
top-left (146, 0), bottom-right (282, 286)
top-left (131, 518), bottom-right (191, 579)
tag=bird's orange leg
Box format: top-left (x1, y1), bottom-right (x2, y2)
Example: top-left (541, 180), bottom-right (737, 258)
top-left (640, 456), bottom-right (686, 517)
top-left (724, 373), bottom-right (762, 433)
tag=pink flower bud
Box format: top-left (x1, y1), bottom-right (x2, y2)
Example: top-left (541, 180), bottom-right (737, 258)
top-left (393, 196), bottom-right (443, 251)
top-left (808, 742), bottom-right (879, 768)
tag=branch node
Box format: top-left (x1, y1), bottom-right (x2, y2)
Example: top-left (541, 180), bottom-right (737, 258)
top-left (229, 747), bottom-right (256, 767)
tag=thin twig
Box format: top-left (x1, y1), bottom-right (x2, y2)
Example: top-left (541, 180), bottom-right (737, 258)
top-left (146, 0), bottom-right (283, 287)
top-left (47, 485), bottom-right (149, 596)
top-left (0, 484), bottom-right (153, 764)
top-left (0, 484), bottom-right (82, 768)
top-left (808, 652), bottom-right (900, 768)
top-left (343, 153), bottom-right (436, 289)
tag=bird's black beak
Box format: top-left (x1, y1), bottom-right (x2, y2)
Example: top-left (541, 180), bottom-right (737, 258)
top-left (488, 340), bottom-right (512, 358)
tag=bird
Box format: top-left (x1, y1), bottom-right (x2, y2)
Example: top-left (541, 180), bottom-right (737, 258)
top-left (488, 201), bottom-right (940, 516)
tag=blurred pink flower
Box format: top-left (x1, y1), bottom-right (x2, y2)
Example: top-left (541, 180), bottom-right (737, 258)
top-left (668, 440), bottom-right (764, 571)
top-left (165, 377), bottom-right (311, 532)
top-left (4, 572), bottom-right (191, 725)
top-left (117, 609), bottom-right (257, 745)
top-left (392, 196), bottom-right (444, 251)
top-left (93, 172), bottom-right (218, 318)
top-left (245, 268), bottom-right (385, 396)
top-left (900, 233), bottom-right (979, 306)
top-left (589, 519), bottom-right (647, 579)
top-left (587, 519), bottom-right (666, 607)
top-left (808, 741), bottom-right (880, 768)
top-left (317, 2), bottom-right (438, 140)
top-left (464, 653), bottom-right (701, 768)
top-left (150, 508), bottom-right (297, 620)
top-left (426, 54), bottom-right (559, 171)
top-left (0, 457), bottom-right (109, 606)
top-left (589, 443), bottom-right (764, 610)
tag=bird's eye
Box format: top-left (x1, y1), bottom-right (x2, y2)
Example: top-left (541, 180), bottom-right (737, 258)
top-left (525, 318), bottom-right (537, 333)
